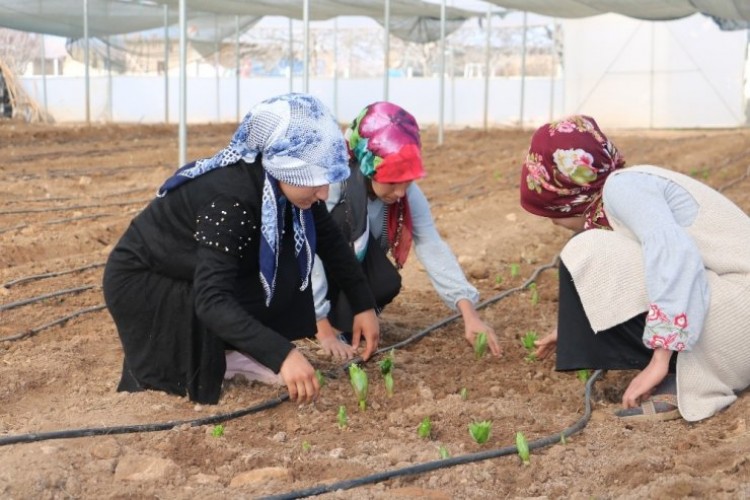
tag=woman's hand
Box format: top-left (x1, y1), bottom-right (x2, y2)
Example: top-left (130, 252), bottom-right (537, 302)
top-left (622, 348), bottom-right (672, 408)
top-left (279, 348), bottom-right (320, 404)
top-left (534, 328), bottom-right (558, 360)
top-left (351, 309), bottom-right (380, 361)
top-left (458, 299), bottom-right (501, 357)
top-left (315, 319), bottom-right (355, 360)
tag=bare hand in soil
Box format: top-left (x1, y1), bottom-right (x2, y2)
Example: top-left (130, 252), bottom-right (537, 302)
top-left (279, 348), bottom-right (320, 404)
top-left (351, 309), bottom-right (380, 361)
top-left (534, 329), bottom-right (558, 360)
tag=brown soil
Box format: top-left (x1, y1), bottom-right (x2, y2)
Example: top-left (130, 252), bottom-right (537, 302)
top-left (1, 120), bottom-right (749, 499)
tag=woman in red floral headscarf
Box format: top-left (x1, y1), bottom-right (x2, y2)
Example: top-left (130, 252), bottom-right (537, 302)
top-left (520, 115), bottom-right (750, 423)
top-left (311, 101), bottom-right (501, 361)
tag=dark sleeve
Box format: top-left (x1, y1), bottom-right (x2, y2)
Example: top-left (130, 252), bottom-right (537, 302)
top-left (312, 201), bottom-right (376, 314)
top-left (192, 196), bottom-right (293, 373)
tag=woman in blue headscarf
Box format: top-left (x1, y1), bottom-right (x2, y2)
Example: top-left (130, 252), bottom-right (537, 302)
top-left (103, 93), bottom-right (379, 405)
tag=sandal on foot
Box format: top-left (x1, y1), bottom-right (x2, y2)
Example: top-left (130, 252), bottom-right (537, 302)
top-left (615, 393), bottom-right (681, 422)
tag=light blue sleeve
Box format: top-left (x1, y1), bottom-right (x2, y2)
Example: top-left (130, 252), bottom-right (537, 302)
top-left (407, 183), bottom-right (479, 309)
top-left (311, 182), bottom-right (342, 321)
top-left (602, 171), bottom-right (710, 351)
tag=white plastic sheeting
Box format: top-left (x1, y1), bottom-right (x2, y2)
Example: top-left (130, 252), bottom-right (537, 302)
top-left (561, 13), bottom-right (747, 128)
top-left (0, 0), bottom-right (477, 38)
top-left (482, 0), bottom-right (750, 23)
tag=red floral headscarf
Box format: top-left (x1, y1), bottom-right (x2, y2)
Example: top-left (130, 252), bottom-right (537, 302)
top-left (345, 102), bottom-right (425, 267)
top-left (519, 115), bottom-right (625, 230)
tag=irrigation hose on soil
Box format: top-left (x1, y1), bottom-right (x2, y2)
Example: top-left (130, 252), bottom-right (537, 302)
top-left (262, 369), bottom-right (603, 500)
top-left (0, 257), bottom-right (564, 458)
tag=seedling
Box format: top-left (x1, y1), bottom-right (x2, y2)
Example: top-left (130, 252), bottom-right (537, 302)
top-left (348, 363), bottom-right (369, 411)
top-left (510, 263), bottom-right (521, 278)
top-left (459, 387), bottom-right (468, 401)
top-left (522, 330), bottom-right (538, 362)
top-left (468, 420), bottom-right (492, 444)
top-left (474, 332), bottom-right (488, 360)
top-left (302, 440), bottom-right (312, 453)
top-left (528, 282), bottom-right (539, 306)
top-left (315, 369), bottom-right (326, 388)
top-left (494, 274), bottom-right (503, 285)
top-left (378, 349), bottom-right (395, 397)
top-left (438, 445), bottom-right (451, 459)
top-left (516, 431), bottom-right (530, 465)
top-left (211, 424), bottom-right (225, 438)
top-left (417, 417), bottom-right (432, 439)
top-left (576, 369), bottom-right (592, 383)
top-left (337, 405), bottom-right (348, 429)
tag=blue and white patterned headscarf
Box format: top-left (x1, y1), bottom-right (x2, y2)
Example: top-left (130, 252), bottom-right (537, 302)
top-left (158, 93), bottom-right (350, 305)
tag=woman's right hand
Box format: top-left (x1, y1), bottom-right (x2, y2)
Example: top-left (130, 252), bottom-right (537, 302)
top-left (279, 348), bottom-right (320, 404)
top-left (534, 328), bottom-right (558, 360)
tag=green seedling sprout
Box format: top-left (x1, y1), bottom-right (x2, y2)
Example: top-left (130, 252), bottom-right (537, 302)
top-left (576, 369), bottom-right (592, 383)
top-left (474, 331), bottom-right (488, 360)
top-left (417, 417), bottom-right (432, 439)
top-left (516, 431), bottom-right (531, 465)
top-left (494, 274), bottom-right (503, 285)
top-left (348, 363), bottom-right (369, 411)
top-left (211, 424), bottom-right (225, 438)
top-left (468, 420), bottom-right (492, 444)
top-left (378, 349), bottom-right (395, 397)
top-left (302, 440), bottom-right (312, 453)
top-left (528, 282), bottom-right (540, 306)
top-left (459, 387), bottom-right (468, 401)
top-left (337, 405), bottom-right (348, 429)
top-left (314, 369), bottom-right (326, 388)
top-left (510, 263), bottom-right (521, 278)
top-left (438, 445), bottom-right (451, 459)
top-left (522, 330), bottom-right (538, 362)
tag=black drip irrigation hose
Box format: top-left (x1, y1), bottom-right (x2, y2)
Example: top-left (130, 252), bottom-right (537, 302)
top-left (2, 262), bottom-right (105, 289)
top-left (261, 370), bottom-right (603, 500)
top-left (0, 257), bottom-right (561, 450)
top-left (0, 285), bottom-right (98, 313)
top-left (0, 395), bottom-right (289, 447)
top-left (0, 304), bottom-right (107, 342)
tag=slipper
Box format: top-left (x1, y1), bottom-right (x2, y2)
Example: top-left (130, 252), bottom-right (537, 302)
top-left (615, 393), bottom-right (681, 422)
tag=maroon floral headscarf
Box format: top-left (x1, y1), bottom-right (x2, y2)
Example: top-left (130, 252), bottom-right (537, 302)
top-left (519, 115), bottom-right (625, 230)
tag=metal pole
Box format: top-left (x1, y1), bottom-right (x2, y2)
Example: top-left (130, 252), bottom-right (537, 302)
top-left (483, 6), bottom-right (491, 131)
top-left (303, 0), bottom-right (309, 93)
top-left (383, 0), bottom-right (390, 100)
top-left (164, 4), bottom-right (169, 123)
top-left (40, 34), bottom-right (48, 114)
top-left (288, 18), bottom-right (293, 93)
top-left (178, 0), bottom-right (187, 166)
top-left (107, 36), bottom-right (112, 121)
top-left (333, 17), bottom-right (339, 119)
top-left (215, 14), bottom-right (220, 122)
top-left (649, 23), bottom-right (655, 129)
top-left (519, 11), bottom-right (528, 129)
top-left (83, 0), bottom-right (90, 125)
top-left (235, 15), bottom-right (241, 122)
top-left (549, 19), bottom-right (556, 122)
top-left (438, 0), bottom-right (446, 145)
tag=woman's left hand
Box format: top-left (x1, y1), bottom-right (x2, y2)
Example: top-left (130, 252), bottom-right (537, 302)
top-left (456, 300), bottom-right (501, 357)
top-left (463, 316), bottom-right (502, 357)
top-left (622, 348), bottom-right (672, 408)
top-left (351, 309), bottom-right (380, 361)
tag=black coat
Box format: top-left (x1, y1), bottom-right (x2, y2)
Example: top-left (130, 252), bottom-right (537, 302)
top-left (103, 160), bottom-right (374, 403)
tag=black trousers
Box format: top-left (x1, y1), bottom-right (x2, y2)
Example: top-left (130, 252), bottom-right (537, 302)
top-left (556, 262), bottom-right (676, 373)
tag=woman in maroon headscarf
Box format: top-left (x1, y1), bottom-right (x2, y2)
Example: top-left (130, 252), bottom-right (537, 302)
top-left (311, 102), bottom-right (501, 361)
top-left (520, 115), bottom-right (750, 422)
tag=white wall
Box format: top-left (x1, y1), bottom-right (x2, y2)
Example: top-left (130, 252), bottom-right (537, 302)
top-left (562, 13), bottom-right (748, 128)
top-left (19, 74), bottom-right (564, 128)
